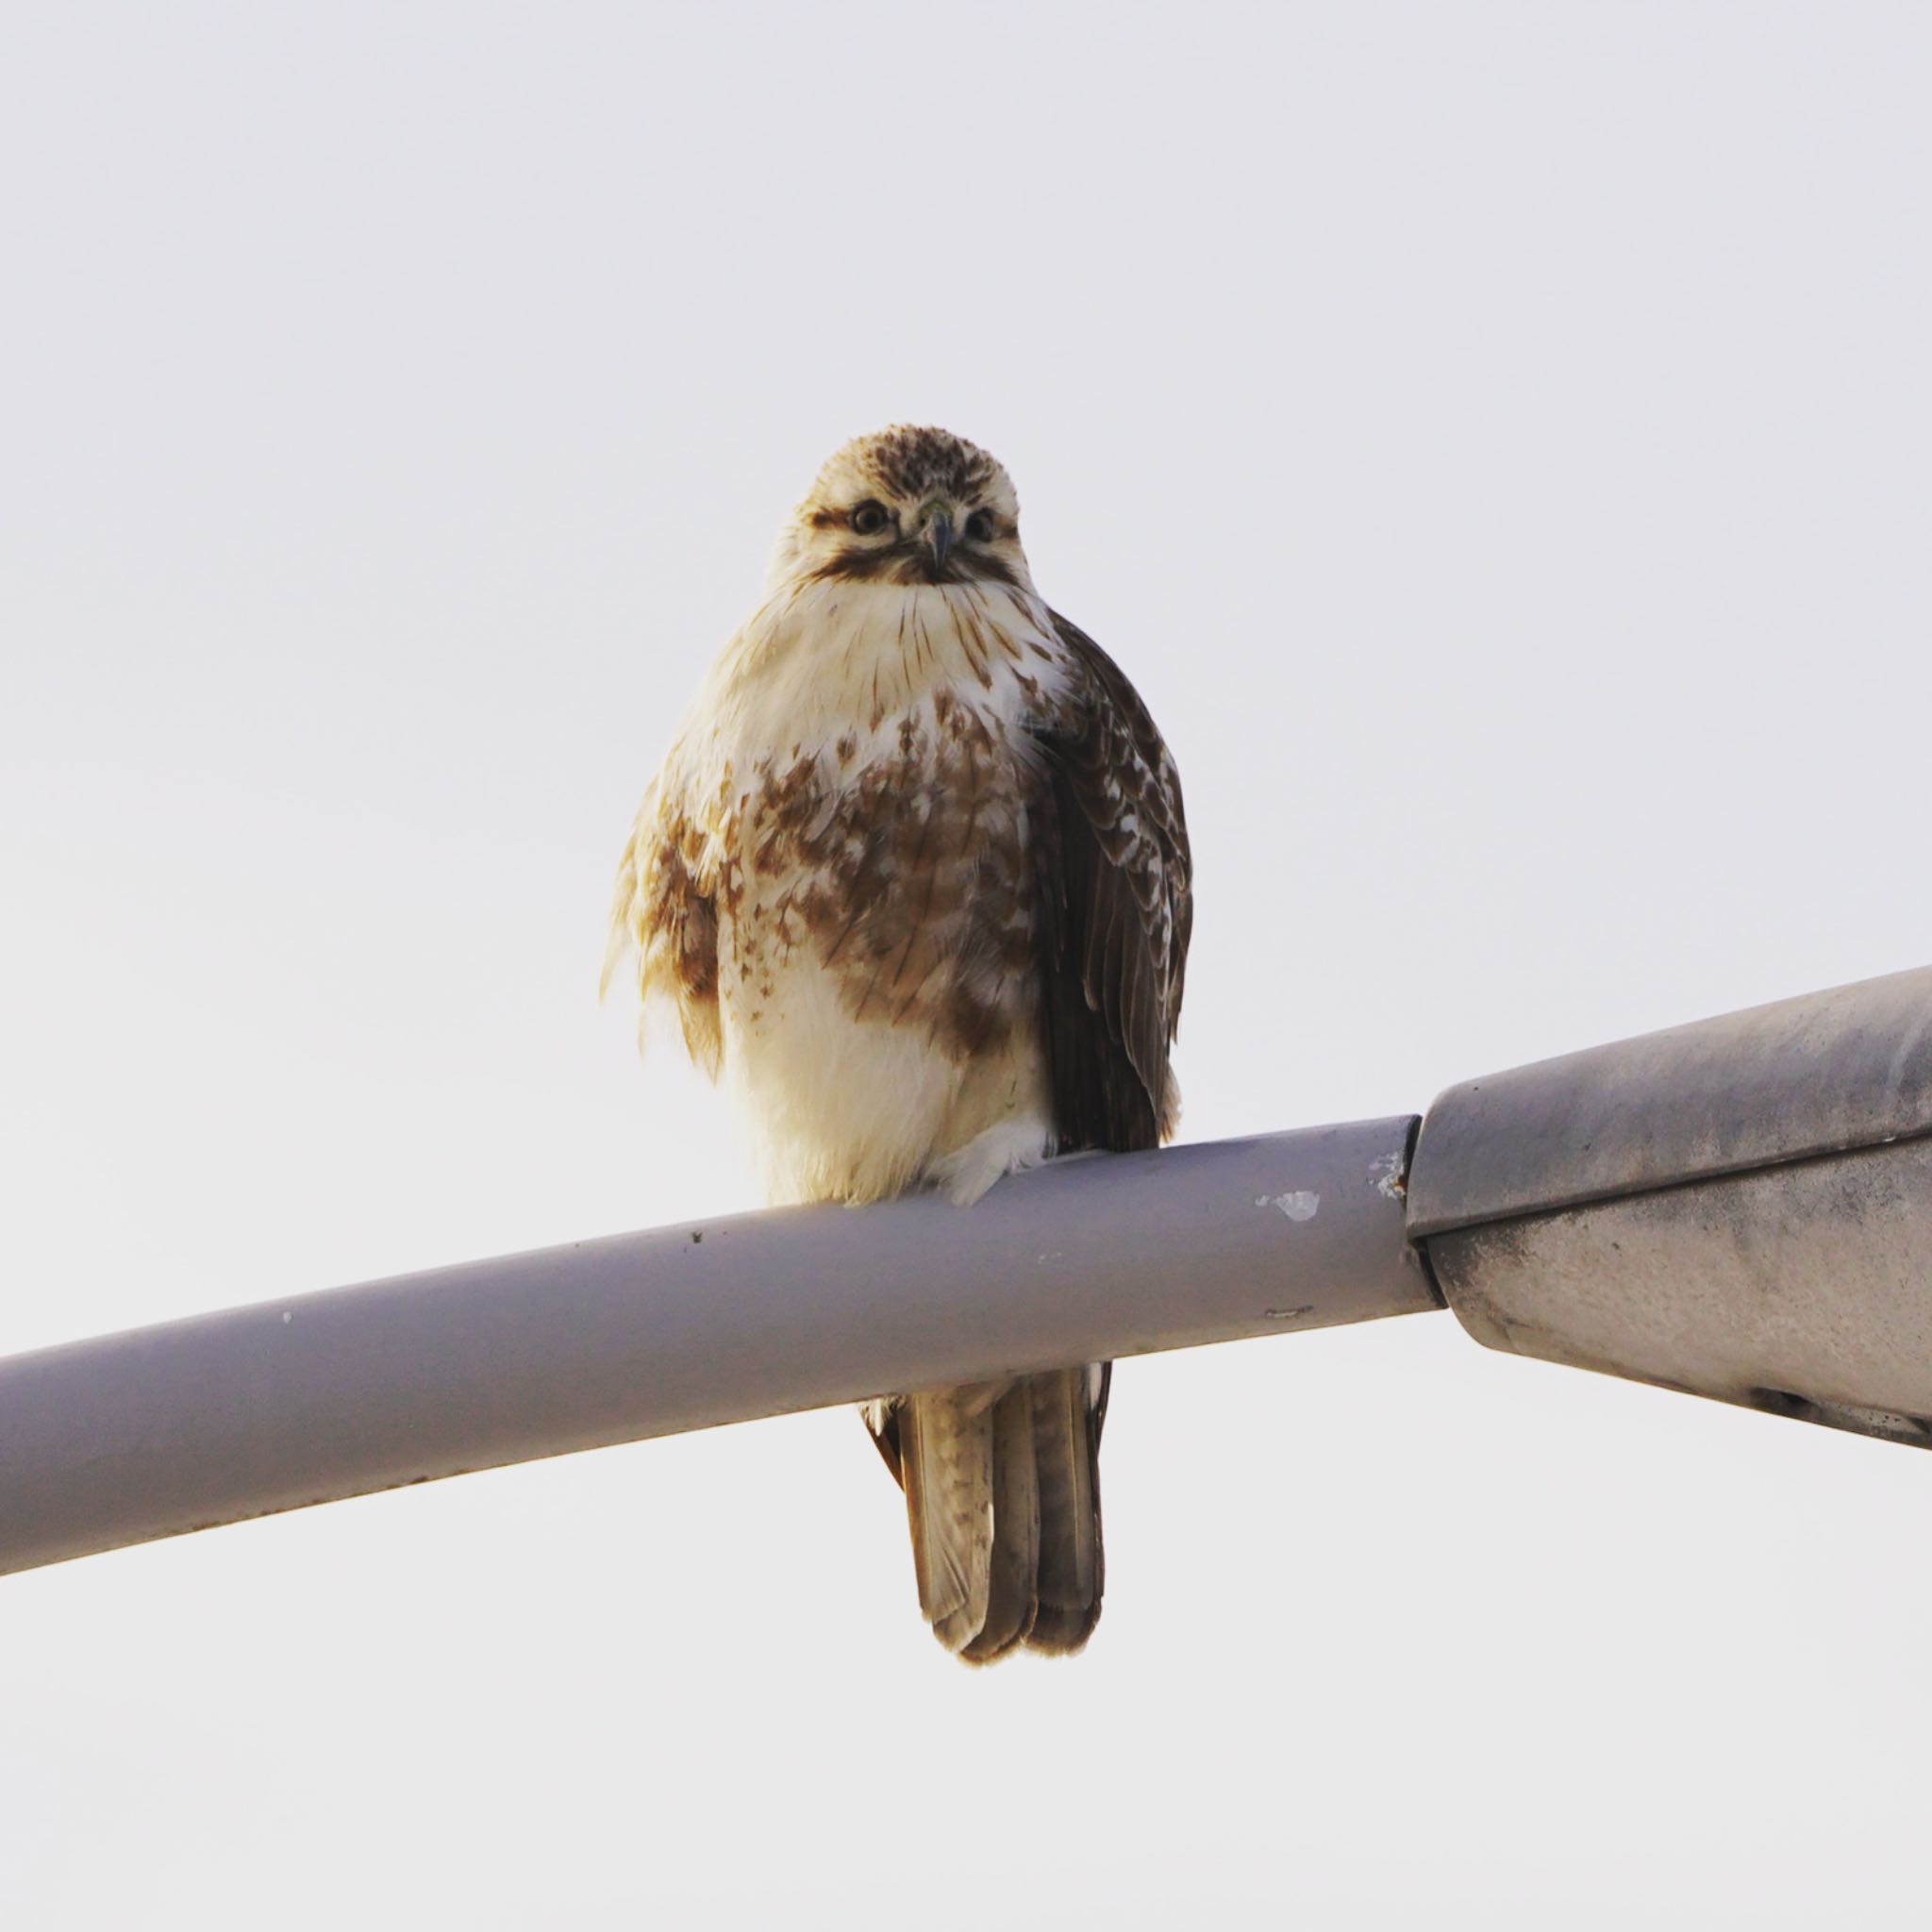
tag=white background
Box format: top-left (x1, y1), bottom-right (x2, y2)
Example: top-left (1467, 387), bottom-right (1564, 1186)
top-left (4, 5), bottom-right (1930, 1925)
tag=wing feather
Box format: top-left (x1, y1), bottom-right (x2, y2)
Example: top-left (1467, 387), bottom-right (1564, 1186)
top-left (1030, 611), bottom-right (1191, 1155)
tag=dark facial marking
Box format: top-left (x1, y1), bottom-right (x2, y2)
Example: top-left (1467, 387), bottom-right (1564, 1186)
top-left (808, 544), bottom-right (1020, 589)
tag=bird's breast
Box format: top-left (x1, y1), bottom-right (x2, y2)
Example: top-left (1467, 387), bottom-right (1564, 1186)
top-left (717, 679), bottom-right (1040, 1069)
top-left (653, 579), bottom-right (1072, 1201)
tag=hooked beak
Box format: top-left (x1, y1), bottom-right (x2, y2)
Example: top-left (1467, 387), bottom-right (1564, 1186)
top-left (919, 506), bottom-right (955, 580)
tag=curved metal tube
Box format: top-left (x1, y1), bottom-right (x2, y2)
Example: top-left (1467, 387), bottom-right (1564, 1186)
top-left (0, 1120), bottom-right (1433, 1577)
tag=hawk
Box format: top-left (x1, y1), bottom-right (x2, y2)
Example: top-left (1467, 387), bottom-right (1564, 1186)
top-left (605, 425), bottom-right (1191, 1661)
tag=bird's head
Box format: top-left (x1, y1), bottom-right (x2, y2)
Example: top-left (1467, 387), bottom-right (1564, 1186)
top-left (769, 425), bottom-right (1033, 593)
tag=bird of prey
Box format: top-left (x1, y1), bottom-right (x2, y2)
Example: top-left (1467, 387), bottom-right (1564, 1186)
top-left (605, 425), bottom-right (1191, 1661)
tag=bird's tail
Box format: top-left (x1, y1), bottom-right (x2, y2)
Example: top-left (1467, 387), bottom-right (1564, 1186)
top-left (877, 1367), bottom-right (1107, 1664)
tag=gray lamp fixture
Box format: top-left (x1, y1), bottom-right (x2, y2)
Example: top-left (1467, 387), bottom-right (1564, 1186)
top-left (1407, 965), bottom-right (1932, 1448)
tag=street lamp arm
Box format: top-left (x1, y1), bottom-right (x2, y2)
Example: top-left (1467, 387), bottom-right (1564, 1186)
top-left (0, 1118), bottom-right (1431, 1579)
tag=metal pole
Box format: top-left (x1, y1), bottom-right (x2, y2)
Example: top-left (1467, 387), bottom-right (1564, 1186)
top-left (0, 1119), bottom-right (1433, 1578)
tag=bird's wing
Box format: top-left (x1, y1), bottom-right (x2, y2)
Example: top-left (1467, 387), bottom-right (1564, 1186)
top-left (1028, 609), bottom-right (1192, 1157)
top-left (603, 774), bottom-right (724, 1079)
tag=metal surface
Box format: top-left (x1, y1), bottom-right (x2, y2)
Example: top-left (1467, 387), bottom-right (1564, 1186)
top-left (0, 1120), bottom-right (1433, 1578)
top-left (1427, 1139), bottom-right (1932, 1445)
top-left (1408, 962), bottom-right (1932, 1451)
top-left (1407, 964), bottom-right (1932, 1239)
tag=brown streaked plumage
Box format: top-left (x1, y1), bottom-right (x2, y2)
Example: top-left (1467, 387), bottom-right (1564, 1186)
top-left (605, 425), bottom-right (1191, 1661)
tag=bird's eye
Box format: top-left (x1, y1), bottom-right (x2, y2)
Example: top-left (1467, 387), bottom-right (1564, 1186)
top-left (964, 508), bottom-right (997, 542)
top-left (848, 501), bottom-right (891, 537)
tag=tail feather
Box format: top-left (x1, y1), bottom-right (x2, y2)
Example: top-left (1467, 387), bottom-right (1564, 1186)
top-left (959, 1383), bottom-right (1041, 1662)
top-left (898, 1386), bottom-right (992, 1654)
top-left (885, 1365), bottom-right (1105, 1664)
top-left (1025, 1366), bottom-right (1105, 1655)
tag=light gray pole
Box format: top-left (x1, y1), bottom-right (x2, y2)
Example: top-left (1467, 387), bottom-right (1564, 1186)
top-left (0, 1119), bottom-right (1432, 1579)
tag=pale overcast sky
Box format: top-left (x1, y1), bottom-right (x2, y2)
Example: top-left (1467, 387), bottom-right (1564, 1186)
top-left (5, 5), bottom-right (1931, 1926)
